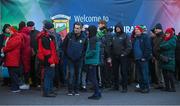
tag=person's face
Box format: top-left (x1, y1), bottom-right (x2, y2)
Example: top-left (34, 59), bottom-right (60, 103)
top-left (74, 25), bottom-right (82, 35)
top-left (165, 33), bottom-right (171, 37)
top-left (155, 29), bottom-right (162, 34)
top-left (135, 28), bottom-right (142, 36)
top-left (116, 27), bottom-right (121, 33)
top-left (5, 27), bottom-right (11, 34)
top-left (28, 26), bottom-right (34, 31)
top-left (98, 23), bottom-right (105, 29)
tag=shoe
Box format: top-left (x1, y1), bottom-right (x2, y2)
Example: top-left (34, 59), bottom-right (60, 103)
top-left (74, 91), bottom-right (80, 96)
top-left (161, 88), bottom-right (169, 92)
top-left (136, 84), bottom-right (140, 88)
top-left (67, 92), bottom-right (73, 96)
top-left (88, 95), bottom-right (101, 100)
top-left (19, 84), bottom-right (30, 90)
top-left (121, 89), bottom-right (127, 93)
top-left (1, 83), bottom-right (8, 87)
top-left (168, 88), bottom-right (176, 92)
top-left (11, 89), bottom-right (21, 93)
top-left (134, 88), bottom-right (142, 92)
top-left (154, 85), bottom-right (164, 89)
top-left (43, 93), bottom-right (56, 97)
top-left (110, 86), bottom-right (119, 91)
top-left (80, 87), bottom-right (87, 92)
top-left (50, 91), bottom-right (57, 95)
top-left (74, 93), bottom-right (80, 96)
top-left (141, 89), bottom-right (149, 93)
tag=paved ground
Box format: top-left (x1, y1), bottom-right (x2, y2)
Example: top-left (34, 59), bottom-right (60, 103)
top-left (0, 83), bottom-right (180, 105)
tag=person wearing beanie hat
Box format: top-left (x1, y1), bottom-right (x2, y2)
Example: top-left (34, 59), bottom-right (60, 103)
top-left (132, 25), bottom-right (152, 93)
top-left (27, 21), bottom-right (35, 27)
top-left (159, 28), bottom-right (177, 92)
top-left (154, 23), bottom-right (163, 30)
top-left (164, 28), bottom-right (174, 41)
top-left (37, 23), bottom-right (59, 97)
top-left (1, 25), bottom-right (23, 93)
top-left (44, 22), bottom-right (54, 30)
top-left (135, 25), bottom-right (144, 33)
top-left (152, 23), bottom-right (164, 89)
top-left (26, 21), bottom-right (40, 87)
top-left (0, 24), bottom-right (11, 87)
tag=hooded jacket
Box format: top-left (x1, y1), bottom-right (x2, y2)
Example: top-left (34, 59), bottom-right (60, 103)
top-left (37, 30), bottom-right (59, 66)
top-left (19, 27), bottom-right (32, 73)
top-left (108, 22), bottom-right (132, 57)
top-left (2, 27), bottom-right (23, 67)
top-left (160, 28), bottom-right (176, 71)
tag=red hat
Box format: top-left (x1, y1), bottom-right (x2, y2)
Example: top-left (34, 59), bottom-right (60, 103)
top-left (165, 28), bottom-right (173, 36)
top-left (135, 26), bottom-right (143, 33)
top-left (164, 28), bottom-right (174, 41)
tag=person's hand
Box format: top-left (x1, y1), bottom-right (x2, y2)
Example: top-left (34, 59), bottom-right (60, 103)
top-left (50, 64), bottom-right (55, 68)
top-left (121, 54), bottom-right (125, 57)
top-left (107, 57), bottom-right (112, 63)
top-left (1, 49), bottom-right (3, 53)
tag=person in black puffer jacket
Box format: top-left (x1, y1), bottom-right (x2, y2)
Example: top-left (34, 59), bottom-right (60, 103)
top-left (107, 22), bottom-right (132, 92)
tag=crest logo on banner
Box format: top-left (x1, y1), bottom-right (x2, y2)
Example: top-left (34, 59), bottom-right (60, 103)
top-left (51, 14), bottom-right (71, 40)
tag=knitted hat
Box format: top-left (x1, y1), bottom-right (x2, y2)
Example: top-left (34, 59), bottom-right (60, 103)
top-left (165, 28), bottom-right (173, 36)
top-left (44, 21), bottom-right (54, 30)
top-left (27, 21), bottom-right (35, 27)
top-left (164, 28), bottom-right (174, 41)
top-left (154, 23), bottom-right (163, 30)
top-left (135, 25), bottom-right (143, 33)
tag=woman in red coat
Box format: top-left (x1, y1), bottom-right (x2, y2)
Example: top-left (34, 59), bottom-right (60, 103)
top-left (1, 26), bottom-right (23, 92)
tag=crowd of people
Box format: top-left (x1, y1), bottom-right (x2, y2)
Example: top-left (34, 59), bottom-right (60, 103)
top-left (0, 20), bottom-right (180, 100)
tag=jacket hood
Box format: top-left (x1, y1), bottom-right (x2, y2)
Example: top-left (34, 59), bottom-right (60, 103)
top-left (19, 27), bottom-right (30, 35)
top-left (115, 22), bottom-right (124, 34)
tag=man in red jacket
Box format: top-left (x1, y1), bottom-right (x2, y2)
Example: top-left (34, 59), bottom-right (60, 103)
top-left (1, 26), bottom-right (23, 93)
top-left (37, 21), bottom-right (59, 97)
top-left (18, 22), bottom-right (32, 90)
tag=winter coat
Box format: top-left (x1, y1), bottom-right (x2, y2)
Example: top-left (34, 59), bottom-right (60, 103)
top-left (2, 32), bottom-right (23, 67)
top-left (160, 35), bottom-right (176, 71)
top-left (132, 34), bottom-right (152, 61)
top-left (152, 32), bottom-right (163, 60)
top-left (19, 27), bottom-right (32, 73)
top-left (85, 36), bottom-right (101, 65)
top-left (63, 32), bottom-right (87, 62)
top-left (175, 36), bottom-right (180, 61)
top-left (37, 30), bottom-right (59, 66)
top-left (109, 23), bottom-right (132, 57)
top-left (29, 29), bottom-right (39, 54)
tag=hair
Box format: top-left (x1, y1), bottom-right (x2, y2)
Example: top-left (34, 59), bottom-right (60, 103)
top-left (87, 25), bottom-right (97, 37)
top-left (73, 22), bottom-right (83, 29)
top-left (98, 20), bottom-right (107, 25)
top-left (2, 24), bottom-right (11, 33)
top-left (27, 21), bottom-right (35, 27)
top-left (18, 21), bottom-right (26, 31)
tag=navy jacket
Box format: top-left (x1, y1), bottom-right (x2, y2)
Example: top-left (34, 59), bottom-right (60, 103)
top-left (63, 32), bottom-right (87, 62)
top-left (132, 34), bottom-right (152, 61)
